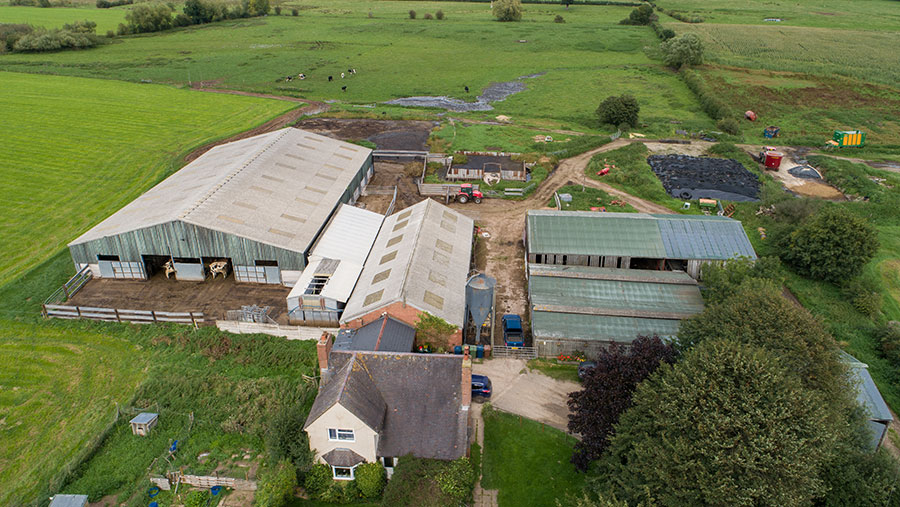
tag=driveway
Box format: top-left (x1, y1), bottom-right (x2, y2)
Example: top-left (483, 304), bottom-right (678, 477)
top-left (473, 358), bottom-right (581, 433)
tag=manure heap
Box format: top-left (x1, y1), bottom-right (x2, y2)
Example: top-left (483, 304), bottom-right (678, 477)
top-left (648, 154), bottom-right (760, 202)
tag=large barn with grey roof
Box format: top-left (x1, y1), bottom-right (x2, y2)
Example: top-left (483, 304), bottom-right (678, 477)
top-left (68, 128), bottom-right (373, 286)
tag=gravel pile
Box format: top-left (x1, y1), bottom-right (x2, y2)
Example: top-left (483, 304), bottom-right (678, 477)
top-left (647, 154), bottom-right (760, 202)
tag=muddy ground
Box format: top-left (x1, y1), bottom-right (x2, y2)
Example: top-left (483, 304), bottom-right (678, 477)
top-left (295, 118), bottom-right (436, 151)
top-left (66, 273), bottom-right (291, 323)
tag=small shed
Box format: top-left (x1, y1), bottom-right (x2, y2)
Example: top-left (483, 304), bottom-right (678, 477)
top-left (130, 412), bottom-right (159, 436)
top-left (49, 495), bottom-right (88, 507)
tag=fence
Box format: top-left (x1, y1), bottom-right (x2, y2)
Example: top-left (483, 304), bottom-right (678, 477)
top-left (385, 185), bottom-right (398, 216)
top-left (416, 180), bottom-right (480, 196)
top-left (216, 319), bottom-right (338, 340)
top-left (44, 265), bottom-right (92, 306)
top-left (372, 149), bottom-right (429, 161)
top-left (361, 185), bottom-right (396, 196)
top-left (491, 345), bottom-right (538, 359)
top-left (503, 181), bottom-right (536, 197)
top-left (153, 472), bottom-right (257, 491)
top-left (43, 304), bottom-right (203, 325)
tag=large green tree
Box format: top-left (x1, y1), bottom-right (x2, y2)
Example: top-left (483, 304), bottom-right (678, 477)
top-left (677, 279), bottom-right (846, 398)
top-left (777, 205), bottom-right (879, 283)
top-left (492, 0), bottom-right (522, 22)
top-left (599, 340), bottom-right (834, 506)
top-left (660, 33), bottom-right (703, 68)
top-left (595, 94), bottom-right (639, 128)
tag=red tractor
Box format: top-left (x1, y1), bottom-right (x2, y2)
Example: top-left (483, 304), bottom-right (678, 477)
top-left (456, 183), bottom-right (483, 204)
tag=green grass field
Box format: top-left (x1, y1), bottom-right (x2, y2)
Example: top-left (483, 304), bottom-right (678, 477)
top-left (0, 1), bottom-right (712, 134)
top-left (0, 71), bottom-right (294, 287)
top-left (481, 405), bottom-right (585, 506)
top-left (0, 321), bottom-right (145, 506)
top-left (653, 0), bottom-right (900, 30)
top-left (0, 5), bottom-right (128, 33)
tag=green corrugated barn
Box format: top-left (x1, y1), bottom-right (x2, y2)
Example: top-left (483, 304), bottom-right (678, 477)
top-left (525, 210), bottom-right (756, 279)
top-left (68, 128), bottom-right (373, 285)
top-left (528, 264), bottom-right (704, 357)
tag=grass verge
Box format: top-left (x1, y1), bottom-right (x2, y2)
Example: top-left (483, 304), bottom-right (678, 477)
top-left (527, 358), bottom-right (581, 383)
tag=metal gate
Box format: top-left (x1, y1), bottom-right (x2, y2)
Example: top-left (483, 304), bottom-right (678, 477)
top-left (491, 346), bottom-right (537, 360)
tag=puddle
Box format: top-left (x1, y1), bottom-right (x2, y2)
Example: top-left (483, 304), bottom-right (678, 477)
top-left (384, 73), bottom-right (544, 112)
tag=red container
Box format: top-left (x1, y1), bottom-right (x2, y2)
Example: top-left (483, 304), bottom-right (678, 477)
top-left (764, 151), bottom-right (783, 169)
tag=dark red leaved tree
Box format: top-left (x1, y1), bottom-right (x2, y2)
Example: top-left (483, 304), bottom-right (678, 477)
top-left (567, 336), bottom-right (676, 471)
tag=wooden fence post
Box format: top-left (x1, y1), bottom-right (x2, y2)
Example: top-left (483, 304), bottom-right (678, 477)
top-left (114, 308), bottom-right (121, 323)
top-left (63, 284), bottom-right (70, 301)
top-left (76, 306), bottom-right (82, 318)
top-left (151, 311), bottom-right (157, 323)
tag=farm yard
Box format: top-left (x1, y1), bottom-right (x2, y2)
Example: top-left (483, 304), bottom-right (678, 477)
top-left (3, 0), bottom-right (900, 504)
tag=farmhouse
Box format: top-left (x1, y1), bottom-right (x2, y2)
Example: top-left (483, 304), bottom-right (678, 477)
top-left (528, 264), bottom-right (704, 357)
top-left (333, 314), bottom-right (416, 353)
top-left (68, 128), bottom-right (373, 286)
top-left (340, 199), bottom-right (474, 347)
top-left (286, 204), bottom-right (384, 326)
top-left (305, 334), bottom-right (469, 480)
top-left (525, 211), bottom-right (756, 279)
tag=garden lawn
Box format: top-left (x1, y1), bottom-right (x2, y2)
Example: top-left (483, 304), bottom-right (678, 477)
top-left (0, 1), bottom-right (711, 135)
top-left (0, 71), bottom-right (294, 287)
top-left (527, 358), bottom-right (581, 383)
top-left (481, 405), bottom-right (584, 507)
top-left (0, 321), bottom-right (145, 507)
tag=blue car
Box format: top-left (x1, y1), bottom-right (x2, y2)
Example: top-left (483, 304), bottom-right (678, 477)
top-left (501, 314), bottom-right (524, 348)
top-left (472, 374), bottom-right (492, 401)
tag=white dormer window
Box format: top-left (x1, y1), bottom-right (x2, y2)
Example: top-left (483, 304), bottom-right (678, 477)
top-left (328, 428), bottom-right (355, 442)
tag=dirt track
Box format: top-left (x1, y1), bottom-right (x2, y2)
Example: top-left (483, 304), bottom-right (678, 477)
top-left (444, 138), bottom-right (673, 343)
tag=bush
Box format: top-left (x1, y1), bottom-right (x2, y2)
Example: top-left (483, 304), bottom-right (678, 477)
top-left (408, 9), bottom-right (416, 19)
top-left (96, 0), bottom-right (131, 7)
top-left (248, 0), bottom-right (269, 16)
top-left (423, 12), bottom-right (433, 19)
top-left (291, 8), bottom-right (297, 15)
top-left (255, 460), bottom-right (297, 507)
top-left (303, 463), bottom-right (332, 498)
top-left (777, 206), bottom-right (879, 284)
top-left (716, 117), bottom-right (740, 135)
top-left (699, 256), bottom-right (783, 304)
top-left (661, 33), bottom-right (703, 68)
top-left (266, 403), bottom-right (314, 479)
top-left (680, 68), bottom-right (732, 121)
top-left (382, 456), bottom-right (469, 506)
top-left (435, 9), bottom-right (444, 20)
top-left (354, 462), bottom-right (386, 499)
top-left (843, 278), bottom-right (882, 318)
top-left (492, 0), bottom-right (523, 22)
top-left (274, 5), bottom-right (280, 14)
top-left (105, 30), bottom-right (114, 38)
top-left (124, 4), bottom-right (173, 34)
top-left (876, 324), bottom-right (900, 366)
top-left (660, 27), bottom-right (675, 39)
top-left (436, 457), bottom-right (476, 502)
top-left (554, 14), bottom-right (565, 23)
top-left (0, 23), bottom-right (34, 52)
top-left (13, 28), bottom-right (100, 52)
top-left (619, 4), bottom-right (654, 25)
top-left (596, 94), bottom-right (639, 128)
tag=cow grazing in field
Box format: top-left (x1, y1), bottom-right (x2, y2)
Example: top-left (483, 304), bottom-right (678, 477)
top-left (465, 85), bottom-right (469, 93)
top-left (342, 86), bottom-right (347, 92)
top-left (328, 75), bottom-right (333, 81)
top-left (341, 72), bottom-right (345, 79)
top-left (298, 73), bottom-right (306, 80)
top-left (285, 76), bottom-right (293, 82)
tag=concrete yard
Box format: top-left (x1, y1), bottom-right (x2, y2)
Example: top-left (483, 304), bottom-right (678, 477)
top-left (473, 358), bottom-right (580, 433)
top-left (65, 272), bottom-right (291, 323)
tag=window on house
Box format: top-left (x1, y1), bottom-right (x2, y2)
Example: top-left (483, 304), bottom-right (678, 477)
top-left (382, 457), bottom-right (395, 468)
top-left (332, 466), bottom-right (354, 480)
top-left (328, 428), bottom-right (355, 441)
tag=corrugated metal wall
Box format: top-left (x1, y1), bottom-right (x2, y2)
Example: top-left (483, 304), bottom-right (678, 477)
top-left (69, 153), bottom-right (373, 274)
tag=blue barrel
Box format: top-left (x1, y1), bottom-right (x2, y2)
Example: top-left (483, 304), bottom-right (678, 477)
top-left (454, 345), bottom-right (462, 355)
top-left (476, 345), bottom-right (484, 358)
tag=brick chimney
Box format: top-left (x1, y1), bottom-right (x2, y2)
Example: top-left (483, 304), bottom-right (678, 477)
top-left (461, 346), bottom-right (472, 408)
top-left (317, 332), bottom-right (333, 374)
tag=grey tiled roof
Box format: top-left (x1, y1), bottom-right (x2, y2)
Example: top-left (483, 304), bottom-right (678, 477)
top-left (333, 315), bottom-right (416, 353)
top-left (322, 448), bottom-right (367, 467)
top-left (304, 356), bottom-right (387, 433)
top-left (311, 351), bottom-right (467, 460)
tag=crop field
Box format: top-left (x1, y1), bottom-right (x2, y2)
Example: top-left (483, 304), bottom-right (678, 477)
top-left (0, 71), bottom-right (294, 287)
top-left (0, 1), bottom-right (712, 134)
top-left (668, 23), bottom-right (900, 86)
top-left (652, 0), bottom-right (900, 30)
top-left (0, 321), bottom-right (145, 506)
top-left (0, 5), bottom-right (128, 32)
